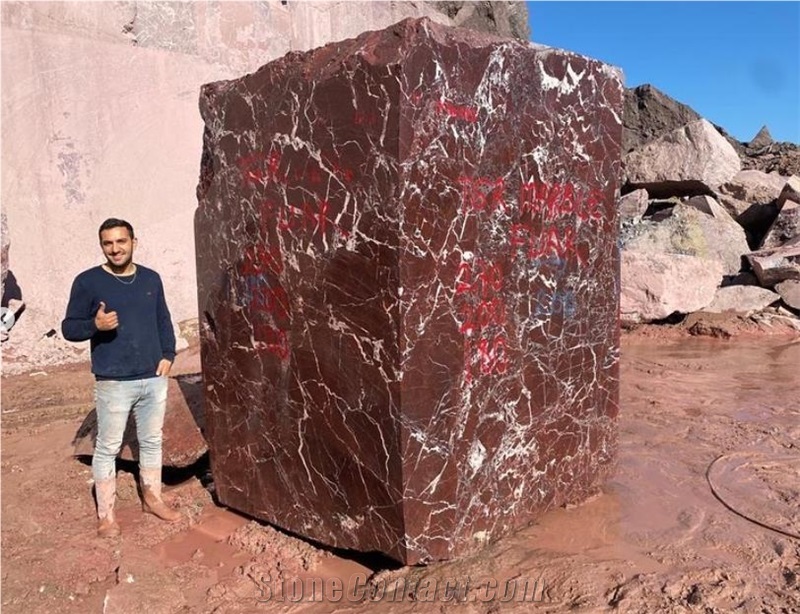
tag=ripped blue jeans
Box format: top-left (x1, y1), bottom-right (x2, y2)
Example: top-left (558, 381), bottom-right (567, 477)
top-left (92, 377), bottom-right (168, 481)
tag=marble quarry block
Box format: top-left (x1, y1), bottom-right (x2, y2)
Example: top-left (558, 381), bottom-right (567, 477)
top-left (195, 17), bottom-right (623, 564)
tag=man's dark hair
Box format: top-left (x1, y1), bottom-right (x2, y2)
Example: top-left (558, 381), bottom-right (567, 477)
top-left (98, 218), bottom-right (135, 241)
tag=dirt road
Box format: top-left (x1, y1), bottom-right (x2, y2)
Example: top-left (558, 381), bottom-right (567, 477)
top-left (2, 333), bottom-right (799, 613)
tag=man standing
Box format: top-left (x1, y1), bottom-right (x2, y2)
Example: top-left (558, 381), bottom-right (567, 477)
top-left (62, 218), bottom-right (181, 538)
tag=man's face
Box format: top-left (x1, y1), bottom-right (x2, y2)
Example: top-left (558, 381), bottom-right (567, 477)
top-left (100, 227), bottom-right (136, 270)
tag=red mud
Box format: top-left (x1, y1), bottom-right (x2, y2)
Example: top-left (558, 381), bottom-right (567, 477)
top-left (2, 327), bottom-right (799, 613)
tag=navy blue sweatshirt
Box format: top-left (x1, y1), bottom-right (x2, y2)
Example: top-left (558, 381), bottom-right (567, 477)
top-left (61, 265), bottom-right (176, 380)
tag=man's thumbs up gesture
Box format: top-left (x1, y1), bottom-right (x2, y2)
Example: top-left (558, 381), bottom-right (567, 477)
top-left (95, 301), bottom-right (119, 331)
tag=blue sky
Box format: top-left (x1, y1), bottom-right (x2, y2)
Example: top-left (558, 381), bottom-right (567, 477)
top-left (526, 1), bottom-right (800, 144)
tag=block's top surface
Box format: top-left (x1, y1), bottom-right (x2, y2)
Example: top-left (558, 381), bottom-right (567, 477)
top-left (199, 16), bottom-right (622, 118)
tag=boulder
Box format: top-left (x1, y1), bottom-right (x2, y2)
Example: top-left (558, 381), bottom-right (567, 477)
top-left (686, 193), bottom-right (776, 252)
top-left (717, 169), bottom-right (786, 205)
top-left (775, 280), bottom-right (800, 311)
top-left (620, 251), bottom-right (723, 323)
top-left (713, 172), bottom-right (789, 249)
top-left (746, 240), bottom-right (800, 287)
top-left (702, 285), bottom-right (780, 314)
top-left (732, 175), bottom-right (800, 249)
top-left (624, 119), bottom-right (741, 198)
top-left (761, 200), bottom-right (800, 249)
top-left (620, 200), bottom-right (748, 275)
top-left (715, 193), bottom-right (752, 220)
top-left (618, 189), bottom-right (649, 223)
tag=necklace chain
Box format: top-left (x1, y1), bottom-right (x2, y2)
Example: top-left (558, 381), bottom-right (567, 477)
top-left (105, 265), bottom-right (137, 285)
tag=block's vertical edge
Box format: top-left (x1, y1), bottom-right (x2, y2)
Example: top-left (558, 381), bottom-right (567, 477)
top-left (394, 19), bottom-right (422, 566)
top-left (396, 20), bottom-right (463, 565)
top-left (325, 25), bottom-right (411, 563)
top-left (607, 60), bottom-right (625, 499)
top-left (396, 22), bottom-right (532, 564)
top-left (195, 81), bottom-right (230, 513)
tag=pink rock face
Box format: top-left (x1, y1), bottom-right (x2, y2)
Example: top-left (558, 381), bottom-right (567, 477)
top-left (620, 251), bottom-right (723, 323)
top-left (195, 18), bottom-right (623, 564)
top-left (624, 119), bottom-right (741, 198)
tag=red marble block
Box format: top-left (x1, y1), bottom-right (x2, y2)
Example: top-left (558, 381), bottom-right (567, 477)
top-left (195, 17), bottom-right (623, 564)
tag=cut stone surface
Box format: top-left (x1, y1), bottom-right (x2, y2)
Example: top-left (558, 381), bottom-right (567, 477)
top-left (195, 18), bottom-right (623, 564)
top-left (618, 189), bottom-right (649, 222)
top-left (620, 201), bottom-right (748, 275)
top-left (702, 285), bottom-right (780, 314)
top-left (624, 119), bottom-right (741, 198)
top-left (775, 280), bottom-right (800, 310)
top-left (620, 251), bottom-right (722, 324)
top-left (746, 241), bottom-right (800, 287)
top-left (761, 200), bottom-right (800, 249)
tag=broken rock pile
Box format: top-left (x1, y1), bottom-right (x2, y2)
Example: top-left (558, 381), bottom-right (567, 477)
top-left (619, 109), bottom-right (800, 328)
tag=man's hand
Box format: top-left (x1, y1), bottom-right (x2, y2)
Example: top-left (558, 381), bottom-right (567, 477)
top-left (95, 301), bottom-right (118, 331)
top-left (156, 359), bottom-right (172, 377)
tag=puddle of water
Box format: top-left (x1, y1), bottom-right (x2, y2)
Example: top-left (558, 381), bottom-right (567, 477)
top-left (153, 506), bottom-right (251, 568)
top-left (514, 337), bottom-right (800, 571)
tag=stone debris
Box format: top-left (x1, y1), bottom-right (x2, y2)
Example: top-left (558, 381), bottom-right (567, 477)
top-left (621, 86), bottom-right (800, 327)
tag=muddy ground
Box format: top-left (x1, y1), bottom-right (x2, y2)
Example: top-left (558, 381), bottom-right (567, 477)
top-left (2, 326), bottom-right (799, 613)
